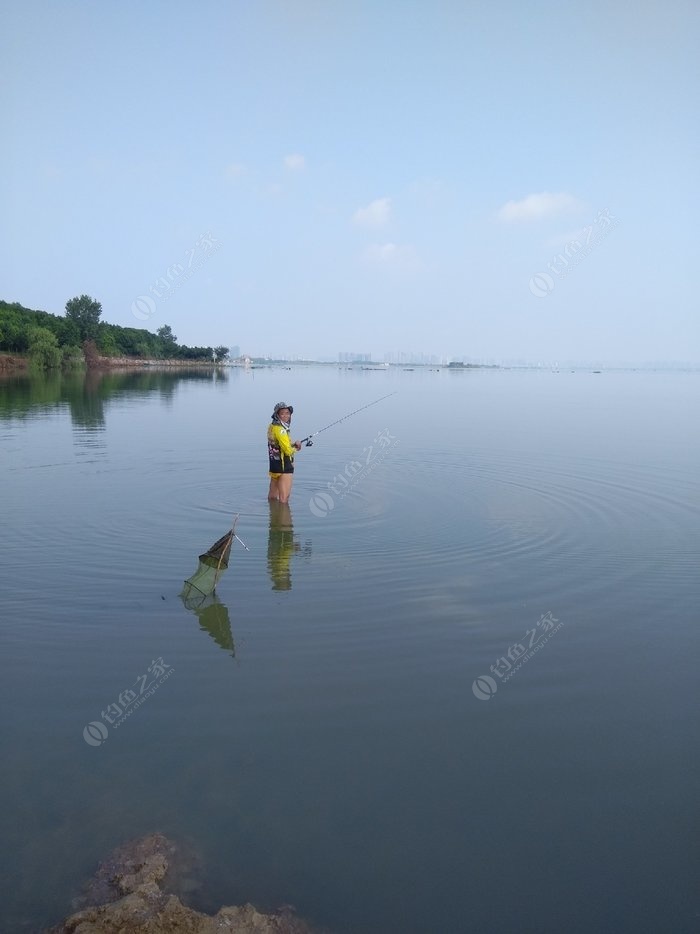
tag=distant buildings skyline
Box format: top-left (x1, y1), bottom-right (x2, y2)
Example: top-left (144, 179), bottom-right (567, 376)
top-left (338, 352), bottom-right (371, 363)
top-left (238, 346), bottom-right (700, 370)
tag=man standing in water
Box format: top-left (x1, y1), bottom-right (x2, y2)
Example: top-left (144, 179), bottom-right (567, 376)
top-left (267, 402), bottom-right (302, 502)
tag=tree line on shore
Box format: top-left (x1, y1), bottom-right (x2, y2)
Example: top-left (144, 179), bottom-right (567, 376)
top-left (0, 297), bottom-right (229, 369)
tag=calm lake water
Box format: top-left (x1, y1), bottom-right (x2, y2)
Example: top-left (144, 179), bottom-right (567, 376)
top-left (1, 366), bottom-right (698, 933)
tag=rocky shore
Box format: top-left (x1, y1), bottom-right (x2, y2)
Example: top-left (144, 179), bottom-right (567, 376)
top-left (47, 833), bottom-right (319, 934)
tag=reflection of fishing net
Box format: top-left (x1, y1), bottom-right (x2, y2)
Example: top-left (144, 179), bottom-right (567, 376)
top-left (179, 591), bottom-right (235, 656)
top-left (182, 530), bottom-right (233, 601)
top-left (197, 598), bottom-right (235, 654)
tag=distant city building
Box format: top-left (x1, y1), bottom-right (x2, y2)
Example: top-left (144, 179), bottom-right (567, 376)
top-left (230, 345), bottom-right (240, 359)
top-left (384, 351), bottom-right (441, 365)
top-left (338, 352), bottom-right (371, 363)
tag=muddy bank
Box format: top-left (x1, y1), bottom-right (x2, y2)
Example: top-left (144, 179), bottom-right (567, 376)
top-left (0, 353), bottom-right (28, 372)
top-left (81, 340), bottom-right (218, 370)
top-left (47, 833), bottom-right (320, 934)
top-left (89, 356), bottom-right (223, 369)
top-left (0, 347), bottom-right (221, 373)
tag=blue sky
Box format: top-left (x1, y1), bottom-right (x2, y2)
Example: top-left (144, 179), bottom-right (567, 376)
top-left (2, 0), bottom-right (698, 363)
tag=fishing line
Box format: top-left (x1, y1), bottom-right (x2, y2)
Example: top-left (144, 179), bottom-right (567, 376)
top-left (299, 391), bottom-right (397, 446)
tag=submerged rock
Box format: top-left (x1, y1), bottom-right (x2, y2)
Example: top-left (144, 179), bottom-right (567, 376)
top-left (47, 833), bottom-right (319, 933)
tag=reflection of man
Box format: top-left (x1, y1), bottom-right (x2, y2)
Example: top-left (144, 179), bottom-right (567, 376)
top-left (267, 500), bottom-right (299, 591)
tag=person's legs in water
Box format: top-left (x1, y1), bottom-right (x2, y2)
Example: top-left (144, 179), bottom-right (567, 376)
top-left (277, 473), bottom-right (293, 503)
top-left (268, 473), bottom-right (281, 501)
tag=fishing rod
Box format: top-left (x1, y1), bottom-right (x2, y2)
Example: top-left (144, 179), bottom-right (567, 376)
top-left (299, 391), bottom-right (397, 447)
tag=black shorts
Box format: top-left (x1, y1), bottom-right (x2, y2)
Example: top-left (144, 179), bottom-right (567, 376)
top-left (269, 458), bottom-right (294, 476)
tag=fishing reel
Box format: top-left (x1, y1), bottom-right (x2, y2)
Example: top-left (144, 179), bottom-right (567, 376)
top-left (304, 439), bottom-right (314, 447)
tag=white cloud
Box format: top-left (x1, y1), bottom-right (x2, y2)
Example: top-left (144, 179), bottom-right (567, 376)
top-left (284, 153), bottom-right (306, 171)
top-left (497, 191), bottom-right (583, 222)
top-left (365, 242), bottom-right (399, 262)
top-left (352, 197), bottom-right (391, 227)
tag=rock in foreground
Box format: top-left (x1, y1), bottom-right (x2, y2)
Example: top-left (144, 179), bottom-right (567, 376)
top-left (47, 833), bottom-right (319, 934)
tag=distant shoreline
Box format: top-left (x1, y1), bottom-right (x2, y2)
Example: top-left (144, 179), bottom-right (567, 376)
top-left (2, 352), bottom-right (697, 375)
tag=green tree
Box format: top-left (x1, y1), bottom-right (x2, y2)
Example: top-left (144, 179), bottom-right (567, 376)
top-left (61, 344), bottom-right (84, 367)
top-left (214, 346), bottom-right (229, 361)
top-left (28, 326), bottom-right (61, 369)
top-left (56, 316), bottom-right (81, 347)
top-left (0, 305), bottom-right (29, 351)
top-left (156, 325), bottom-right (177, 358)
top-left (157, 324), bottom-right (177, 344)
top-left (65, 294), bottom-right (102, 341)
top-left (97, 323), bottom-right (120, 357)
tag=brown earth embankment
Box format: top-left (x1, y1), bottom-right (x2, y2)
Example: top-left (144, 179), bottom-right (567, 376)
top-left (0, 353), bottom-right (28, 372)
top-left (0, 349), bottom-right (222, 372)
top-left (92, 356), bottom-right (221, 368)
